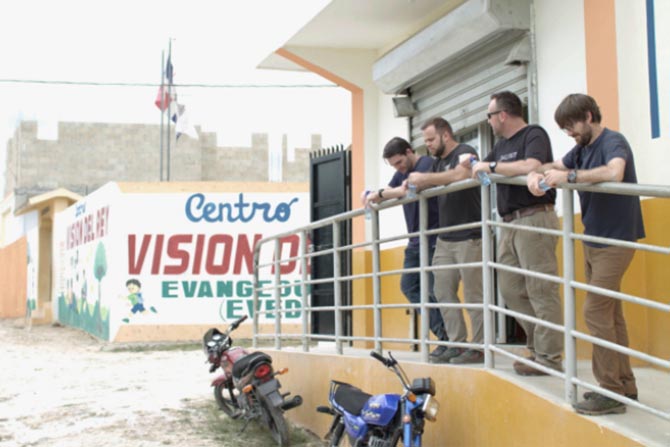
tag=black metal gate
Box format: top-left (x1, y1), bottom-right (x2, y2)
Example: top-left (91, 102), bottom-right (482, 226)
top-left (309, 145), bottom-right (351, 337)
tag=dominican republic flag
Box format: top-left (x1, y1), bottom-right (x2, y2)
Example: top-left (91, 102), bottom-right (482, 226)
top-left (171, 103), bottom-right (198, 140)
top-left (154, 56), bottom-right (175, 111)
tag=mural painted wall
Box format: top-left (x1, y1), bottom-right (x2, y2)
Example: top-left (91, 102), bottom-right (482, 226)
top-left (53, 182), bottom-right (309, 341)
top-left (53, 183), bottom-right (117, 340)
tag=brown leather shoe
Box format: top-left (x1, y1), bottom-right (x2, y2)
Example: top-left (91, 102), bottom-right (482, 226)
top-left (513, 361), bottom-right (549, 376)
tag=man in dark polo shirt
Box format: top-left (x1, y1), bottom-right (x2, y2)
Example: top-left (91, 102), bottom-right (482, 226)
top-left (528, 93), bottom-right (645, 416)
top-left (472, 91), bottom-right (564, 375)
top-left (408, 117), bottom-right (484, 364)
top-left (363, 137), bottom-right (448, 358)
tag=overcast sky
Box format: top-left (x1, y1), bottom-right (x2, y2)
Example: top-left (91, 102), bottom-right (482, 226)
top-left (0, 0), bottom-right (351, 192)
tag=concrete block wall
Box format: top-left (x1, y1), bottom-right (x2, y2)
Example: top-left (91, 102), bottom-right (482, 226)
top-left (4, 121), bottom-right (325, 197)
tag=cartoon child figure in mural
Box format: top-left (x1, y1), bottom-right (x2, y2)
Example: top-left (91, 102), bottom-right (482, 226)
top-left (121, 279), bottom-right (157, 323)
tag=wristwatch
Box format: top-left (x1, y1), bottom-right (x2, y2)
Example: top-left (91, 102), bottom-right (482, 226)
top-left (378, 188), bottom-right (385, 199)
top-left (489, 161), bottom-right (497, 173)
top-left (567, 170), bottom-right (577, 183)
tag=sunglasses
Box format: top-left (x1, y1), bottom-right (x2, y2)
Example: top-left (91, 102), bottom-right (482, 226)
top-left (487, 110), bottom-right (503, 119)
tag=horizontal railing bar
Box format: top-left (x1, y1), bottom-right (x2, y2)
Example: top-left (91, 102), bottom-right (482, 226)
top-left (489, 304), bottom-right (566, 333)
top-left (489, 262), bottom-right (564, 285)
top-left (570, 329), bottom-right (670, 369)
top-left (570, 281), bottom-right (670, 312)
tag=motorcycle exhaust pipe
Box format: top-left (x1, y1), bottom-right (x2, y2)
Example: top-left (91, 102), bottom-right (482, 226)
top-left (281, 395), bottom-right (303, 411)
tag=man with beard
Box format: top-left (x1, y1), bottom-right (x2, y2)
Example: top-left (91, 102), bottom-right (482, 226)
top-left (363, 137), bottom-right (449, 358)
top-left (527, 93), bottom-right (644, 416)
top-left (407, 118), bottom-right (484, 364)
top-left (472, 91), bottom-right (564, 376)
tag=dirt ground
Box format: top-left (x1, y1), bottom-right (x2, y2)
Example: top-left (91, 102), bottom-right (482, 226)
top-left (0, 319), bottom-right (322, 447)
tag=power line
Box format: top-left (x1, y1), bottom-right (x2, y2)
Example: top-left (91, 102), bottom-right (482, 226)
top-left (0, 79), bottom-right (337, 88)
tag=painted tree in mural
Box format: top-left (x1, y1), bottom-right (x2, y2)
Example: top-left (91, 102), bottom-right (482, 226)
top-left (94, 242), bottom-right (108, 302)
top-left (93, 242), bottom-right (109, 337)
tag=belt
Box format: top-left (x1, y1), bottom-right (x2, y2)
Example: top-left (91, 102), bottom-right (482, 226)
top-left (502, 204), bottom-right (554, 223)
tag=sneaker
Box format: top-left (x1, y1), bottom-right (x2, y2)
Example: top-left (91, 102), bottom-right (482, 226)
top-left (513, 361), bottom-right (549, 376)
top-left (429, 345), bottom-right (449, 358)
top-left (429, 347), bottom-right (464, 364)
top-left (449, 349), bottom-right (484, 364)
top-left (573, 393), bottom-right (626, 415)
top-left (583, 391), bottom-right (637, 401)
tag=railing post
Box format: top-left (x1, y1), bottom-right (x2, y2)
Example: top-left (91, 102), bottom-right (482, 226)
top-left (418, 194), bottom-right (430, 363)
top-left (562, 188), bottom-right (577, 403)
top-left (273, 238), bottom-right (282, 350)
top-left (300, 230), bottom-right (310, 352)
top-left (481, 183), bottom-right (494, 369)
top-left (333, 221), bottom-right (343, 355)
top-left (252, 242), bottom-right (261, 349)
top-left (371, 207), bottom-right (382, 353)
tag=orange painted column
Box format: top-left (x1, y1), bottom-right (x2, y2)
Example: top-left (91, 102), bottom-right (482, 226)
top-left (583, 0), bottom-right (619, 130)
top-left (275, 48), bottom-right (365, 244)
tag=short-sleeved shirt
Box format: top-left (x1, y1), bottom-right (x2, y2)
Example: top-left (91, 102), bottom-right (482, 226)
top-left (389, 155), bottom-right (439, 247)
top-left (432, 144), bottom-right (482, 241)
top-left (562, 128), bottom-right (645, 246)
top-left (484, 125), bottom-right (556, 216)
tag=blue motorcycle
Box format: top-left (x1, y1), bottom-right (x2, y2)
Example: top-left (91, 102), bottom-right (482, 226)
top-left (317, 351), bottom-right (439, 446)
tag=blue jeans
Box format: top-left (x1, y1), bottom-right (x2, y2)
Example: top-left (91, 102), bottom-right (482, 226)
top-left (401, 245), bottom-right (447, 341)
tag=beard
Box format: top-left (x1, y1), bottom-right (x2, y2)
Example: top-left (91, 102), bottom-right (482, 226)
top-left (576, 126), bottom-right (593, 146)
top-left (434, 141), bottom-right (446, 158)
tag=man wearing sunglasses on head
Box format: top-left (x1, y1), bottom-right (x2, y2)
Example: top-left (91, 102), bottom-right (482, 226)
top-left (471, 91), bottom-right (564, 377)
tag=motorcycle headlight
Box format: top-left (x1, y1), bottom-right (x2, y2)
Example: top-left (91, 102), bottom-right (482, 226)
top-left (422, 395), bottom-right (439, 422)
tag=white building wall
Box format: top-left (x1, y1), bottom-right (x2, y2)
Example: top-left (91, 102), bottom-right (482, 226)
top-left (616, 0), bottom-right (670, 185)
top-left (535, 0), bottom-right (669, 186)
top-left (534, 0), bottom-right (587, 163)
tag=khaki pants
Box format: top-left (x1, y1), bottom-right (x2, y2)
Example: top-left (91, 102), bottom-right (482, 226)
top-left (583, 245), bottom-right (637, 396)
top-left (432, 238), bottom-right (484, 344)
top-left (498, 210), bottom-right (563, 369)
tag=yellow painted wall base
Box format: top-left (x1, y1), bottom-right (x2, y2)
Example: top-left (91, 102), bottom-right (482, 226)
top-left (354, 198), bottom-right (670, 365)
top-left (269, 350), bottom-right (643, 447)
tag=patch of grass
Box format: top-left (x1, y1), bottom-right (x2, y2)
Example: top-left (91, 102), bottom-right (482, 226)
top-left (102, 342), bottom-right (201, 353)
top-left (197, 399), bottom-right (322, 446)
top-left (101, 336), bottom-right (317, 353)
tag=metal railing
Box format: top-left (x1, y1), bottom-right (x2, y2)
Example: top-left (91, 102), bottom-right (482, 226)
top-left (252, 175), bottom-right (670, 420)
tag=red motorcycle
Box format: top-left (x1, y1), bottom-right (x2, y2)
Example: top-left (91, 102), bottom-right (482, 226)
top-left (203, 315), bottom-right (302, 446)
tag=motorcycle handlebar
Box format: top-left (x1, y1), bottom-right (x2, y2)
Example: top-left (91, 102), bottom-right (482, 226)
top-left (370, 351), bottom-right (392, 367)
top-left (230, 314), bottom-right (248, 330)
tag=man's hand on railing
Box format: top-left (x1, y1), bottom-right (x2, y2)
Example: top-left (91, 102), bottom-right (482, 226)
top-left (543, 169), bottom-right (570, 188)
top-left (527, 172), bottom-right (547, 197)
top-left (406, 172), bottom-right (429, 191)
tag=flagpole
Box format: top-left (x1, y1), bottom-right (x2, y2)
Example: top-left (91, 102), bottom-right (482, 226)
top-left (166, 39), bottom-right (172, 181)
top-left (159, 50), bottom-right (165, 182)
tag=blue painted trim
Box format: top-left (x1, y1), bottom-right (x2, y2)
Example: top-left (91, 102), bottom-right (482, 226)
top-left (646, 0), bottom-right (660, 139)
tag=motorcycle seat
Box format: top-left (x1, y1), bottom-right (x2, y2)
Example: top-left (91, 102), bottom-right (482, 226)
top-left (232, 351), bottom-right (273, 379)
top-left (333, 382), bottom-right (372, 416)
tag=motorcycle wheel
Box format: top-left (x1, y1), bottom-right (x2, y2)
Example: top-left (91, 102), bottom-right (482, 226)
top-left (388, 430), bottom-right (402, 447)
top-left (259, 394), bottom-right (290, 446)
top-left (214, 382), bottom-right (240, 419)
top-left (328, 422), bottom-right (344, 447)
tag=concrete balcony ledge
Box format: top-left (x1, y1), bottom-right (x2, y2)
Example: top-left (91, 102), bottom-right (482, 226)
top-left (268, 343), bottom-right (670, 446)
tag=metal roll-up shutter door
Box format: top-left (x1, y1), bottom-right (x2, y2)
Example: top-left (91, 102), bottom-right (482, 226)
top-left (409, 35), bottom-right (529, 149)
